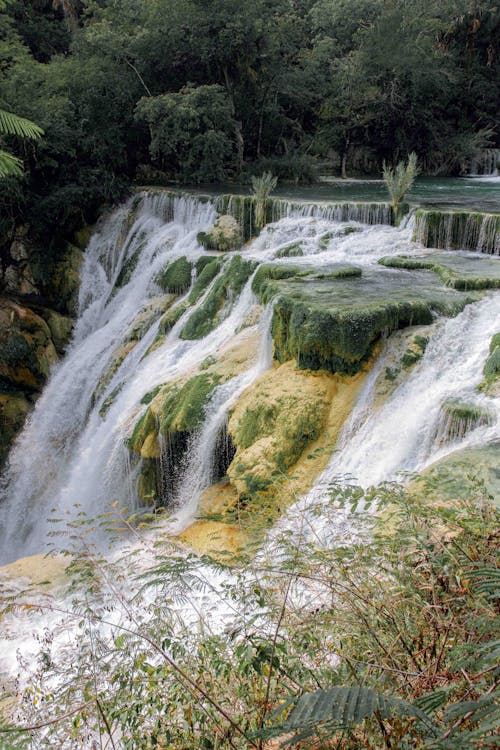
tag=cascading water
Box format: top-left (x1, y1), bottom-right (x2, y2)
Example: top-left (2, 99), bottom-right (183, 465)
top-left (0, 188), bottom-right (498, 570)
top-left (1, 185), bottom-right (499, 716)
top-left (463, 149), bottom-right (500, 177)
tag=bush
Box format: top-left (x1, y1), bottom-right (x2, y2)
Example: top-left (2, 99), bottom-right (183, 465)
top-left (2, 481), bottom-right (499, 748)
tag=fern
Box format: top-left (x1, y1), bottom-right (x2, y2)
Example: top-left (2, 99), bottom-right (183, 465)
top-left (265, 686), bottom-right (437, 743)
top-left (0, 150), bottom-right (22, 177)
top-left (466, 567), bottom-right (500, 599)
top-left (0, 110), bottom-right (44, 140)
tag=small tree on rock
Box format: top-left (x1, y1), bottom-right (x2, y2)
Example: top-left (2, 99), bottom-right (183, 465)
top-left (251, 171), bottom-right (278, 229)
top-left (383, 152), bottom-right (419, 213)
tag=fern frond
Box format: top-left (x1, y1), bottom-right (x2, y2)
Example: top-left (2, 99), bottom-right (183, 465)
top-left (0, 109), bottom-right (44, 139)
top-left (267, 686), bottom-right (438, 737)
top-left (0, 149), bottom-right (23, 177)
top-left (466, 567), bottom-right (500, 599)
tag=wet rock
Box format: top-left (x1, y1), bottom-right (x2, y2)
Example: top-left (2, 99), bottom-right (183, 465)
top-left (197, 214), bottom-right (243, 252)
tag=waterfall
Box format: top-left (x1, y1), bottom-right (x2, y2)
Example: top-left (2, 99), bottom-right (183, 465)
top-left (308, 294), bottom-right (500, 493)
top-left (0, 187), bottom-right (497, 567)
top-left (0, 192), bottom-right (219, 563)
top-left (166, 304), bottom-right (274, 533)
top-left (463, 149), bottom-right (500, 177)
top-left (414, 209), bottom-right (500, 254)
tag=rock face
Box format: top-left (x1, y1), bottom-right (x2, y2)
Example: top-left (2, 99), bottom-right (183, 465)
top-left (0, 299), bottom-right (73, 467)
top-left (0, 231), bottom-right (84, 467)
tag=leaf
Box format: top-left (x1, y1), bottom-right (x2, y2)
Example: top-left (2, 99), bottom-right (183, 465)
top-left (0, 109), bottom-right (44, 139)
top-left (0, 150), bottom-right (22, 177)
top-left (268, 686), bottom-right (438, 737)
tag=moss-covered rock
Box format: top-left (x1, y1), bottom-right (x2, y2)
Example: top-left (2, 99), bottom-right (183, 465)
top-left (155, 256), bottom-right (193, 294)
top-left (43, 244), bottom-right (83, 314)
top-left (0, 391), bottom-right (31, 468)
top-left (197, 215), bottom-right (242, 252)
top-left (254, 265), bottom-right (471, 374)
top-left (434, 399), bottom-right (493, 446)
top-left (188, 258), bottom-right (221, 303)
top-left (227, 362), bottom-right (332, 501)
top-left (276, 242), bottom-right (304, 258)
top-left (0, 300), bottom-right (58, 391)
top-left (36, 308), bottom-right (74, 355)
top-left (180, 255), bottom-right (256, 340)
top-left (379, 255), bottom-right (500, 290)
top-left (128, 373), bottom-right (222, 505)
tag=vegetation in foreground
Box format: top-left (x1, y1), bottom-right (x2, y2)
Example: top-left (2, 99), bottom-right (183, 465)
top-left (0, 479), bottom-right (498, 748)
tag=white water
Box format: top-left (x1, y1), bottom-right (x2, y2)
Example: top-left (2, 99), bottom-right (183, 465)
top-left (1, 189), bottom-right (499, 714)
top-left (1, 191), bottom-right (498, 565)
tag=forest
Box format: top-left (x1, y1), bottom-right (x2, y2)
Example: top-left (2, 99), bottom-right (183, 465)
top-left (0, 0), bottom-right (498, 259)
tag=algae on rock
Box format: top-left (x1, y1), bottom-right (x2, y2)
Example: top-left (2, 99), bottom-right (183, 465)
top-left (180, 255), bottom-right (256, 340)
top-left (128, 373), bottom-right (222, 505)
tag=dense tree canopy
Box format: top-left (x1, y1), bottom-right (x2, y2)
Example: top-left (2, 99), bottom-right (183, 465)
top-left (0, 0), bottom-right (498, 256)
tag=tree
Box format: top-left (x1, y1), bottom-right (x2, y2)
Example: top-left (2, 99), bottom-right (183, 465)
top-left (383, 152), bottom-right (419, 212)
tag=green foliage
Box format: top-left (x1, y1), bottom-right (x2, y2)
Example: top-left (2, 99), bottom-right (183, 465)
top-left (3, 483), bottom-right (498, 748)
top-left (383, 152), bottom-right (419, 210)
top-left (135, 84), bottom-right (236, 183)
top-left (0, 107), bottom-right (43, 177)
top-left (251, 171), bottom-right (278, 229)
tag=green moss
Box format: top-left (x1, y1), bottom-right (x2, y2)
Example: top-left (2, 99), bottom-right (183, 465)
top-left (483, 333), bottom-right (500, 381)
top-left (379, 255), bottom-right (500, 291)
top-left (251, 264), bottom-right (309, 300)
top-left (128, 373), bottom-right (222, 506)
top-left (234, 404), bottom-right (279, 449)
top-left (414, 335), bottom-right (429, 351)
top-left (401, 349), bottom-right (422, 367)
top-left (129, 407), bottom-right (158, 453)
top-left (137, 458), bottom-right (161, 504)
top-left (313, 267), bottom-right (362, 280)
top-left (141, 385), bottom-right (162, 405)
top-left (155, 256), bottom-right (193, 294)
top-left (276, 242), bottom-right (304, 258)
top-left (196, 256), bottom-right (218, 274)
top-left (158, 373), bottom-right (221, 435)
top-left (180, 255), bottom-right (256, 340)
top-left (435, 400), bottom-right (493, 445)
top-left (0, 391), bottom-right (31, 468)
top-left (253, 266), bottom-right (474, 374)
top-left (114, 247), bottom-right (141, 290)
top-left (188, 258), bottom-right (221, 303)
top-left (385, 367), bottom-right (399, 381)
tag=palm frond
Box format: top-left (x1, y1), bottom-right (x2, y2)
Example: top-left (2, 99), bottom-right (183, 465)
top-left (0, 109), bottom-right (44, 139)
top-left (0, 149), bottom-right (23, 177)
